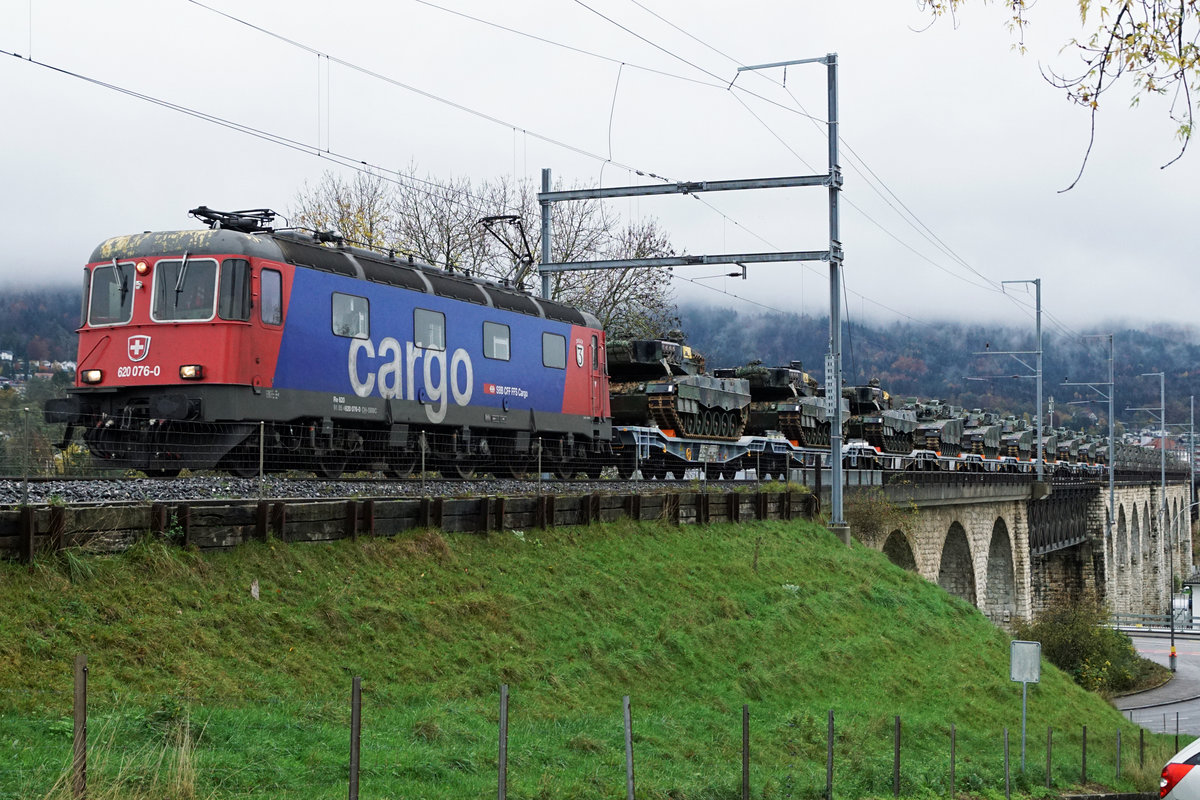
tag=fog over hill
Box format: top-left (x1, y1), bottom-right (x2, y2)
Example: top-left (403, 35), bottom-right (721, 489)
top-left (4, 284), bottom-right (1199, 435)
top-left (678, 303), bottom-right (1200, 432)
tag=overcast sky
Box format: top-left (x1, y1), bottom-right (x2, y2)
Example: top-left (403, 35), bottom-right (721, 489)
top-left (1, 1), bottom-right (1195, 337)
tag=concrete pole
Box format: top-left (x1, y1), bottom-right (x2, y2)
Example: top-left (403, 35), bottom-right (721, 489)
top-left (1035, 279), bottom-right (1043, 481)
top-left (826, 53), bottom-right (845, 533)
top-left (540, 168), bottom-right (552, 300)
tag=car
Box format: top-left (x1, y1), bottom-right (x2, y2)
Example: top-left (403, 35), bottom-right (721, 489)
top-left (1160, 736), bottom-right (1200, 800)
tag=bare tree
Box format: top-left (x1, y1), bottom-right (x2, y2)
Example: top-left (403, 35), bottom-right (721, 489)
top-left (291, 167), bottom-right (678, 338)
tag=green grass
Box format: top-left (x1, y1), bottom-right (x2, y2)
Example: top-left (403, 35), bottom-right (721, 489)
top-left (0, 519), bottom-right (1178, 799)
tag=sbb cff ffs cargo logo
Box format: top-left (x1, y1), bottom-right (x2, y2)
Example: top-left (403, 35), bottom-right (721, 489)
top-left (128, 335), bottom-right (152, 362)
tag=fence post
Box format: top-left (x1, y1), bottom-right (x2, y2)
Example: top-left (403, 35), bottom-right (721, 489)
top-left (894, 716), bottom-right (901, 798)
top-left (742, 705), bottom-right (750, 800)
top-left (1004, 728), bottom-right (1010, 800)
top-left (349, 676), bottom-right (361, 800)
top-left (826, 710), bottom-right (834, 800)
top-left (1081, 725), bottom-right (1087, 786)
top-left (1116, 729), bottom-right (1121, 781)
top-left (1046, 727), bottom-right (1052, 789)
top-left (950, 724), bottom-right (956, 800)
top-left (624, 696), bottom-right (635, 800)
top-left (498, 684), bottom-right (508, 800)
top-left (1140, 728), bottom-right (1145, 768)
top-left (72, 653), bottom-right (87, 800)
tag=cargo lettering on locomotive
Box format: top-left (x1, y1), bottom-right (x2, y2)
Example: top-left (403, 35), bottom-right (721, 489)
top-left (347, 336), bottom-right (474, 424)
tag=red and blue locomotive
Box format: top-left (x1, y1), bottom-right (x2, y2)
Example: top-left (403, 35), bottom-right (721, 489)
top-left (46, 207), bottom-right (612, 478)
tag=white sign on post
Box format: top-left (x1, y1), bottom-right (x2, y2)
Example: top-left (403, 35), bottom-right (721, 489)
top-left (1010, 640), bottom-right (1040, 772)
top-left (1010, 640), bottom-right (1041, 683)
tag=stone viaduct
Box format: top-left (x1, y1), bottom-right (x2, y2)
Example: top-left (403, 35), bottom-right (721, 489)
top-left (841, 474), bottom-right (1194, 624)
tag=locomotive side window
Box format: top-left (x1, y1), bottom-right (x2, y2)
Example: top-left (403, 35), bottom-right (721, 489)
top-left (218, 259), bottom-right (251, 321)
top-left (414, 308), bottom-right (445, 351)
top-left (542, 332), bottom-right (566, 369)
top-left (87, 261), bottom-right (136, 326)
top-left (152, 258), bottom-right (218, 322)
top-left (332, 293), bottom-right (370, 339)
top-left (592, 334), bottom-right (599, 369)
top-left (260, 269), bottom-right (282, 325)
top-left (483, 321), bottom-right (510, 361)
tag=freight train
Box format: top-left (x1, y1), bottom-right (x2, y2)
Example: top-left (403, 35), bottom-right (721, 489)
top-left (44, 207), bottom-right (1184, 481)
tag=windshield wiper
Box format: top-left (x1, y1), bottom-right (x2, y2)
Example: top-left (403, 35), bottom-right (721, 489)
top-left (173, 251), bottom-right (191, 308)
top-left (114, 259), bottom-right (129, 305)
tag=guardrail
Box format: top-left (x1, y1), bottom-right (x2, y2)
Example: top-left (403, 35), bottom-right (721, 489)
top-left (1112, 612), bottom-right (1199, 636)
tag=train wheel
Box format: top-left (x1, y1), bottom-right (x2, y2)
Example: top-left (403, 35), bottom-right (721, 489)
top-left (442, 461), bottom-right (478, 480)
top-left (145, 467), bottom-right (182, 478)
top-left (553, 463), bottom-right (574, 480)
top-left (583, 458), bottom-right (603, 480)
top-left (495, 460), bottom-right (531, 480)
top-left (316, 454), bottom-right (346, 480)
top-left (615, 453), bottom-right (637, 480)
top-left (386, 452), bottom-right (416, 479)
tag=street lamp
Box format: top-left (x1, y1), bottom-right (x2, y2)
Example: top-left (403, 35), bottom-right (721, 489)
top-left (1130, 371), bottom-right (1173, 670)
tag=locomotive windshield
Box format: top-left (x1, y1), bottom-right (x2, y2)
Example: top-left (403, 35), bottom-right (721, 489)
top-left (152, 258), bottom-right (218, 321)
top-left (87, 261), bottom-right (136, 326)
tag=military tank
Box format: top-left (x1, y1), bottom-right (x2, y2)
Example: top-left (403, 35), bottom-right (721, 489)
top-left (999, 417), bottom-right (1033, 460)
top-left (843, 379), bottom-right (917, 454)
top-left (711, 360), bottom-right (845, 446)
top-left (962, 410), bottom-right (1003, 458)
top-left (608, 337), bottom-right (750, 440)
top-left (910, 400), bottom-right (965, 456)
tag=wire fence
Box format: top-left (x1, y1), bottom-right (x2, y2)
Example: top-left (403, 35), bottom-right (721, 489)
top-left (0, 655), bottom-right (1180, 800)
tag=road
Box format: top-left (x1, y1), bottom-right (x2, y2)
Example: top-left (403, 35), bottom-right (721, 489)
top-left (1113, 633), bottom-right (1200, 736)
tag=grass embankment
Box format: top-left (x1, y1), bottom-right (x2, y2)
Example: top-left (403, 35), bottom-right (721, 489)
top-left (0, 518), bottom-right (1175, 799)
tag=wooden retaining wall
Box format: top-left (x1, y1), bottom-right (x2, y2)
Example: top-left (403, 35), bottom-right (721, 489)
top-left (0, 490), bottom-right (819, 561)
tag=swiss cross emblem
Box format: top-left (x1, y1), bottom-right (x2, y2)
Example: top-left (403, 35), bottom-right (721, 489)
top-left (127, 335), bottom-right (151, 362)
top-left (575, 341), bottom-right (585, 367)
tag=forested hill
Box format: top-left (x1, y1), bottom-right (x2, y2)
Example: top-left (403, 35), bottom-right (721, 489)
top-left (0, 286), bottom-right (79, 363)
top-left (5, 286), bottom-right (1199, 431)
top-left (678, 303), bottom-right (1200, 428)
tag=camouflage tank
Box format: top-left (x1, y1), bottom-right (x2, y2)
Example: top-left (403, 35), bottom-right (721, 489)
top-left (999, 417), bottom-right (1033, 460)
top-left (843, 379), bottom-right (917, 454)
top-left (712, 360), bottom-right (845, 446)
top-left (608, 337), bottom-right (750, 440)
top-left (910, 401), bottom-right (965, 456)
top-left (962, 410), bottom-right (1003, 458)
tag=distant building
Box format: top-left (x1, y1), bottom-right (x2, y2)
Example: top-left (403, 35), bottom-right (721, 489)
top-left (0, 351), bottom-right (11, 362)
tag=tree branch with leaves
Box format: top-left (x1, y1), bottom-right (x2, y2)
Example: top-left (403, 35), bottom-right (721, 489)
top-left (920, 0), bottom-right (1199, 187)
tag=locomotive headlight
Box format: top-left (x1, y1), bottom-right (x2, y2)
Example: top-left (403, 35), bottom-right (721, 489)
top-left (179, 364), bottom-right (205, 380)
top-left (81, 369), bottom-right (103, 384)
top-left (135, 261), bottom-right (150, 276)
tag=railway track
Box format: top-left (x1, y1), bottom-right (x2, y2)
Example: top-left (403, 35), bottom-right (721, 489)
top-left (0, 470), bottom-right (782, 508)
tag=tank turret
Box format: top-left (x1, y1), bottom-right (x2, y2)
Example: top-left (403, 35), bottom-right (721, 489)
top-left (713, 360), bottom-right (846, 446)
top-left (843, 378), bottom-right (917, 453)
top-left (609, 339), bottom-right (750, 440)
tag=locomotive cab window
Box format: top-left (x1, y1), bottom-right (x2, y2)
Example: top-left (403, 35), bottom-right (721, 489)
top-left (483, 321), bottom-right (510, 361)
top-left (332, 293), bottom-right (369, 339)
top-left (218, 259), bottom-right (251, 321)
top-left (414, 308), bottom-right (445, 351)
top-left (152, 257), bottom-right (218, 322)
top-left (87, 261), bottom-right (136, 326)
top-left (260, 269), bottom-right (282, 326)
top-left (542, 332), bottom-right (566, 369)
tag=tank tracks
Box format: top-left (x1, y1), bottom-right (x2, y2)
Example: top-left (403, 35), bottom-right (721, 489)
top-left (648, 395), bottom-right (745, 440)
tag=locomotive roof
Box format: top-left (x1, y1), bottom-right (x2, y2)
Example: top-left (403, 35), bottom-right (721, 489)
top-left (89, 227), bottom-right (601, 329)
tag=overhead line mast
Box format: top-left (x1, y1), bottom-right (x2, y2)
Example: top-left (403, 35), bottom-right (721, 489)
top-left (539, 53), bottom-right (850, 537)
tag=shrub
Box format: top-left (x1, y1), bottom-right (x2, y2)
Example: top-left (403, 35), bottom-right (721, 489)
top-left (1014, 594), bottom-right (1159, 695)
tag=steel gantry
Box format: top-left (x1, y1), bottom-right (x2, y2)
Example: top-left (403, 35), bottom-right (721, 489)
top-left (538, 53), bottom-right (850, 532)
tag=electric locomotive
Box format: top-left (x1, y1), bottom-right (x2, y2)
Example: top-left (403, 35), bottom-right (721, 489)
top-left (46, 207), bottom-right (612, 478)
